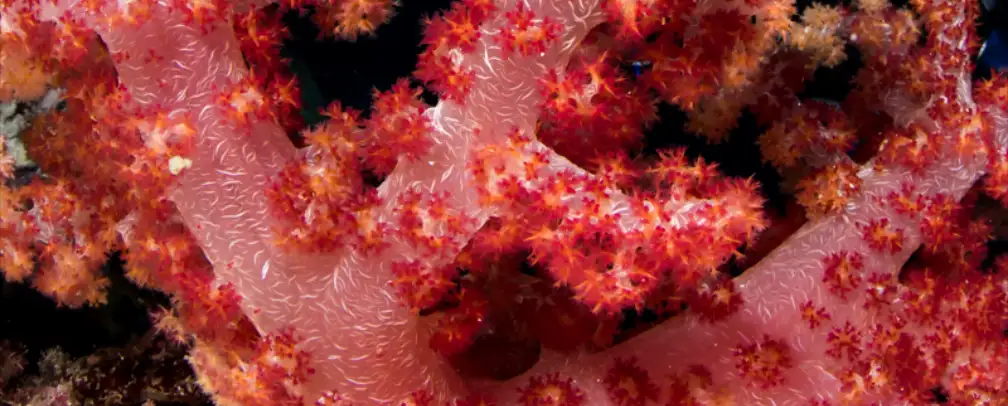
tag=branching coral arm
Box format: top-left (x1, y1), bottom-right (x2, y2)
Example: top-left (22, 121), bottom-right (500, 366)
top-left (49, 0), bottom-right (615, 402)
top-left (471, 96), bottom-right (1008, 406)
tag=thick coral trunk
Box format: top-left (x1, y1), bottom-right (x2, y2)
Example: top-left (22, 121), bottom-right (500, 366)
top-left (94, 0), bottom-right (608, 403)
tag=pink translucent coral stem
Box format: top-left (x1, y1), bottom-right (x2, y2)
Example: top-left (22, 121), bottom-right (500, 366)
top-left (475, 129), bottom-right (997, 404)
top-left (85, 0), bottom-right (612, 402)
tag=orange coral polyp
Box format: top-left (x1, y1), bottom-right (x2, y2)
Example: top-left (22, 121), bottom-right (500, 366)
top-left (0, 42), bottom-right (52, 100)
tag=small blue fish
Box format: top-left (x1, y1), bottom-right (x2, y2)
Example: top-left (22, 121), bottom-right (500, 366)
top-left (979, 0), bottom-right (1007, 71)
top-left (979, 29), bottom-right (1008, 72)
top-left (627, 60), bottom-right (652, 78)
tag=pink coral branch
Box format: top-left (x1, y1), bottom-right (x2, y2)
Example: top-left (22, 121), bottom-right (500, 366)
top-left (473, 111), bottom-right (1007, 404)
top-left (88, 0), bottom-right (615, 402)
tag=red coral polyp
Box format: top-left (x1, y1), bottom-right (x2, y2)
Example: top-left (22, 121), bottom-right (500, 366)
top-left (821, 251), bottom-right (865, 300)
top-left (496, 2), bottom-right (561, 57)
top-left (602, 357), bottom-right (660, 406)
top-left (517, 372), bottom-right (585, 406)
top-left (389, 260), bottom-right (459, 313)
top-left (685, 277), bottom-right (744, 322)
top-left (858, 218), bottom-right (906, 255)
top-left (732, 335), bottom-right (794, 389)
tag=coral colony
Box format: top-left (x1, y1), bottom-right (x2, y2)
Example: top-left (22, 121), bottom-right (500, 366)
top-left (1, 0), bottom-right (1007, 405)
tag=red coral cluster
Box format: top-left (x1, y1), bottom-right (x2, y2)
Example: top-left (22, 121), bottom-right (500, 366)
top-left (0, 0), bottom-right (1006, 405)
